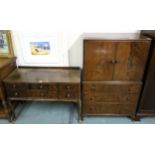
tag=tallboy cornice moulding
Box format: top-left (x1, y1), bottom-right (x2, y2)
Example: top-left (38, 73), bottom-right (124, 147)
top-left (0, 30), bottom-right (14, 58)
top-left (12, 31), bottom-right (69, 66)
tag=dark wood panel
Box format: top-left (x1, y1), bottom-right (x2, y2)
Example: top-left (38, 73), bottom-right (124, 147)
top-left (127, 41), bottom-right (150, 81)
top-left (83, 40), bottom-right (115, 81)
top-left (83, 82), bottom-right (141, 94)
top-left (83, 104), bottom-right (136, 115)
top-left (114, 42), bottom-right (131, 80)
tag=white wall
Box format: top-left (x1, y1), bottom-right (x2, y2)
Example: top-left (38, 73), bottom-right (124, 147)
top-left (68, 30), bottom-right (140, 68)
top-left (12, 30), bottom-right (140, 68)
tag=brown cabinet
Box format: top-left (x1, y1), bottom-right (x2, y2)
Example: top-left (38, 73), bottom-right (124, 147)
top-left (0, 57), bottom-right (16, 120)
top-left (137, 31), bottom-right (155, 116)
top-left (83, 34), bottom-right (151, 118)
top-left (4, 67), bottom-right (82, 122)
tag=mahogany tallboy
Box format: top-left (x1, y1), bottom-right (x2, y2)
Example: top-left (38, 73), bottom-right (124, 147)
top-left (82, 34), bottom-right (151, 119)
top-left (0, 57), bottom-right (16, 121)
top-left (137, 30), bottom-right (155, 117)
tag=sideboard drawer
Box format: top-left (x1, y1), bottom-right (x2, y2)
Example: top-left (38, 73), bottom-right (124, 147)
top-left (8, 91), bottom-right (27, 98)
top-left (59, 91), bottom-right (79, 100)
top-left (59, 83), bottom-right (79, 92)
top-left (58, 83), bottom-right (80, 100)
top-left (6, 83), bottom-right (28, 90)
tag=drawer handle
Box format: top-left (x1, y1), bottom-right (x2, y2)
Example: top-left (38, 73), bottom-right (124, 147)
top-left (66, 93), bottom-right (71, 97)
top-left (110, 60), bottom-right (118, 64)
top-left (66, 86), bottom-right (71, 90)
top-left (14, 92), bottom-right (18, 96)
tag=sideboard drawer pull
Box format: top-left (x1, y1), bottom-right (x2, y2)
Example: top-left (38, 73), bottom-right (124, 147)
top-left (14, 92), bottom-right (18, 96)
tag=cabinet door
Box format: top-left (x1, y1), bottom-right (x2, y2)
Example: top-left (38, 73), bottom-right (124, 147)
top-left (83, 40), bottom-right (115, 81)
top-left (114, 42), bottom-right (131, 80)
top-left (114, 41), bottom-right (150, 81)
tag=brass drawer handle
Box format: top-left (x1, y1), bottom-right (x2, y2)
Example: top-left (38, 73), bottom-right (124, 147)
top-left (66, 93), bottom-right (71, 98)
top-left (110, 60), bottom-right (118, 64)
top-left (14, 92), bottom-right (18, 96)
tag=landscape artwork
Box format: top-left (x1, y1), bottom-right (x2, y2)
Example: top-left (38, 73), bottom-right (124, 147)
top-left (0, 32), bottom-right (9, 54)
top-left (30, 41), bottom-right (51, 55)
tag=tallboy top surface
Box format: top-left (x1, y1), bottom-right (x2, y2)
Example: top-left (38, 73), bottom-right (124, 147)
top-left (83, 33), bottom-right (151, 41)
top-left (4, 68), bottom-right (81, 83)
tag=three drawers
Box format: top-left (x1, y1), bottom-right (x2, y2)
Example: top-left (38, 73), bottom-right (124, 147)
top-left (83, 83), bottom-right (141, 115)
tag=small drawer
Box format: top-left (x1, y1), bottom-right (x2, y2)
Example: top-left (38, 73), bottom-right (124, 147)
top-left (28, 84), bottom-right (48, 90)
top-left (59, 91), bottom-right (79, 100)
top-left (8, 91), bottom-right (25, 98)
top-left (6, 83), bottom-right (28, 90)
top-left (59, 83), bottom-right (79, 92)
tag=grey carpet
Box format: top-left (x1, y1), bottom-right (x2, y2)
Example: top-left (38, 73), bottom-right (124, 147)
top-left (0, 101), bottom-right (155, 124)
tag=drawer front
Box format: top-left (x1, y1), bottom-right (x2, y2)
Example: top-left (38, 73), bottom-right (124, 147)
top-left (58, 83), bottom-right (80, 100)
top-left (83, 104), bottom-right (136, 115)
top-left (59, 83), bottom-right (79, 92)
top-left (84, 83), bottom-right (141, 94)
top-left (5, 83), bottom-right (29, 90)
top-left (84, 93), bottom-right (139, 104)
top-left (6, 83), bottom-right (58, 99)
top-left (8, 90), bottom-right (27, 98)
top-left (83, 83), bottom-right (141, 115)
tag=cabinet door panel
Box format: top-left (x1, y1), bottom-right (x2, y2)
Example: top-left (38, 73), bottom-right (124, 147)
top-left (127, 41), bottom-right (150, 81)
top-left (114, 41), bottom-right (150, 81)
top-left (114, 42), bottom-right (131, 80)
top-left (83, 40), bottom-right (115, 81)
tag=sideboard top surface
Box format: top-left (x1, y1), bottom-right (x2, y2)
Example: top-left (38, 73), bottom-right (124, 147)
top-left (4, 68), bottom-right (81, 83)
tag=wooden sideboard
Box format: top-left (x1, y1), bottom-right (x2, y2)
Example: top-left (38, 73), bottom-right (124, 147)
top-left (82, 34), bottom-right (151, 119)
top-left (3, 67), bottom-right (82, 122)
top-left (137, 30), bottom-right (155, 117)
top-left (0, 57), bottom-right (16, 120)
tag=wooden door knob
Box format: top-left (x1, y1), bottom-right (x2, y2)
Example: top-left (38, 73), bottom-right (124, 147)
top-left (110, 60), bottom-right (118, 64)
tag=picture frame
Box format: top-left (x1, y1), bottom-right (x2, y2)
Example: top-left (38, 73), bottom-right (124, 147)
top-left (12, 31), bottom-right (69, 66)
top-left (0, 30), bottom-right (14, 57)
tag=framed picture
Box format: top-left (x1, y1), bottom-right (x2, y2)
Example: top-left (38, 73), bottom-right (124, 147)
top-left (12, 31), bottom-right (69, 66)
top-left (0, 30), bottom-right (14, 57)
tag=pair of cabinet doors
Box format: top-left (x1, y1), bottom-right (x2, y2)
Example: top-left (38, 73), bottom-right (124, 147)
top-left (83, 40), bottom-right (150, 81)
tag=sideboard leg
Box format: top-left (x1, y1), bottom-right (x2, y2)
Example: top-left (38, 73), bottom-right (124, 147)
top-left (1, 100), bottom-right (9, 116)
top-left (7, 100), bottom-right (16, 123)
top-left (78, 100), bottom-right (83, 123)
